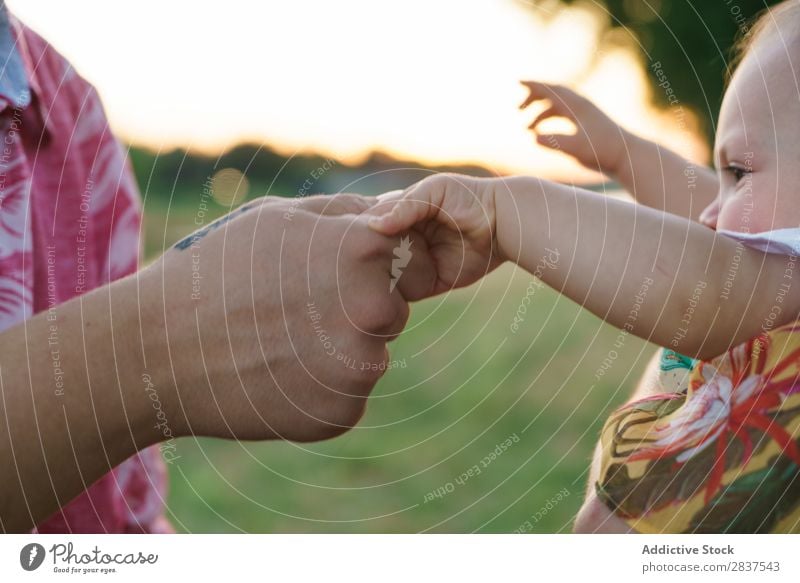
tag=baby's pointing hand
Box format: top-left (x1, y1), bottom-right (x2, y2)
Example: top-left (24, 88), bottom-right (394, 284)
top-left (520, 80), bottom-right (627, 176)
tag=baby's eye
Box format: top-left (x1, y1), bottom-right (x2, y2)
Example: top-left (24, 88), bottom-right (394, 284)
top-left (723, 164), bottom-right (751, 182)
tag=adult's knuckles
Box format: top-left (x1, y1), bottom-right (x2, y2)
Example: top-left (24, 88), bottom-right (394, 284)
top-left (392, 299), bottom-right (411, 333)
top-left (307, 398), bottom-right (368, 440)
top-left (348, 225), bottom-right (394, 261)
top-left (350, 293), bottom-right (398, 334)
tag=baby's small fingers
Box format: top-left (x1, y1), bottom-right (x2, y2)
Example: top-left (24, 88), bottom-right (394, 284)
top-left (362, 202), bottom-right (395, 218)
top-left (519, 80), bottom-right (566, 109)
top-left (535, 133), bottom-right (585, 156)
top-left (368, 190), bottom-right (406, 216)
top-left (536, 132), bottom-right (571, 145)
top-left (519, 80), bottom-right (546, 109)
top-left (363, 190), bottom-right (407, 219)
top-left (528, 105), bottom-right (567, 130)
top-left (519, 93), bottom-right (537, 110)
top-left (368, 189), bottom-right (432, 235)
top-left (376, 189), bottom-right (404, 203)
top-left (367, 202), bottom-right (412, 235)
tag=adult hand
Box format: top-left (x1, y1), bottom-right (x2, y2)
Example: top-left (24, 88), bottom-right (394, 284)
top-left (290, 192), bottom-right (377, 216)
top-left (141, 196), bottom-right (436, 442)
top-left (0, 192), bottom-right (434, 531)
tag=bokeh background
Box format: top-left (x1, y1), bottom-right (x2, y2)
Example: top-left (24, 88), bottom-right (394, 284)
top-left (7, 0), bottom-right (782, 532)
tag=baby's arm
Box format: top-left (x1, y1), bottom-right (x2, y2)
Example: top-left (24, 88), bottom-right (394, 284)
top-left (495, 176), bottom-right (798, 359)
top-left (521, 82), bottom-right (719, 220)
top-left (370, 174), bottom-right (798, 360)
top-left (614, 134), bottom-right (719, 221)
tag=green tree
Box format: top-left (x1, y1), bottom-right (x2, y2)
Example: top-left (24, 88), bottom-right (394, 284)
top-left (536, 0), bottom-right (781, 143)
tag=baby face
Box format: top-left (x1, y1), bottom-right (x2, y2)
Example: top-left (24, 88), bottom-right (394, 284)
top-left (702, 28), bottom-right (800, 233)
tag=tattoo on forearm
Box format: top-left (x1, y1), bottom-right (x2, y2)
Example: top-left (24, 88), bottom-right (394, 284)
top-left (173, 200), bottom-right (260, 250)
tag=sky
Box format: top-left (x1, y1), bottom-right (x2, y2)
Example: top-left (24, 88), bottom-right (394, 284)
top-left (8, 0), bottom-right (708, 179)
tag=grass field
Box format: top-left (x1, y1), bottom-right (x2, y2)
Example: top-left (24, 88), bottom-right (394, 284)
top-left (141, 192), bottom-right (656, 533)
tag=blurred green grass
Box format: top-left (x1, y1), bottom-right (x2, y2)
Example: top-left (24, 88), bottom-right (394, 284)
top-left (142, 188), bottom-right (656, 533)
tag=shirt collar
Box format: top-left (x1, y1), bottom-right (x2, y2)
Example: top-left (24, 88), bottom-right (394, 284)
top-left (0, 7), bottom-right (51, 141)
top-left (0, 3), bottom-right (31, 111)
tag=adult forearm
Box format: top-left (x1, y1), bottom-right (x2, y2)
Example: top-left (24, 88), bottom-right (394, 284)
top-left (614, 132), bottom-right (718, 220)
top-left (0, 276), bottom-right (164, 532)
top-left (495, 176), bottom-right (798, 359)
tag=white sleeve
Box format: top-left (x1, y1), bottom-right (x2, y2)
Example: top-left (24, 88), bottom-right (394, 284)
top-left (717, 227), bottom-right (800, 256)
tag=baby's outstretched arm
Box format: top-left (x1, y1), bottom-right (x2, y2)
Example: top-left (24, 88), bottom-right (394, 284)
top-left (521, 81), bottom-right (719, 221)
top-left (370, 174), bottom-right (799, 360)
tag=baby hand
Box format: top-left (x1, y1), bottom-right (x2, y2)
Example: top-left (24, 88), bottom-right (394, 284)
top-left (520, 81), bottom-right (628, 176)
top-left (366, 174), bottom-right (504, 295)
top-left (297, 192), bottom-right (441, 302)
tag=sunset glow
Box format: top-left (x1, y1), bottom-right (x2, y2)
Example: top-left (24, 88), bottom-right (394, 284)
top-left (9, 0), bottom-right (709, 179)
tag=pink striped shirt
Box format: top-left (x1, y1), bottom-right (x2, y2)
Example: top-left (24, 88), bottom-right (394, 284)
top-left (0, 15), bottom-right (169, 533)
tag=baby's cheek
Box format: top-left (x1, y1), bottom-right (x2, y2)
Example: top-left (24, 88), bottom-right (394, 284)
top-left (716, 197), bottom-right (753, 232)
top-left (716, 185), bottom-right (779, 233)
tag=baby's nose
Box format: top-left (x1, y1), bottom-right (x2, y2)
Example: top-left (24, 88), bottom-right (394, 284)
top-left (699, 200), bottom-right (720, 230)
